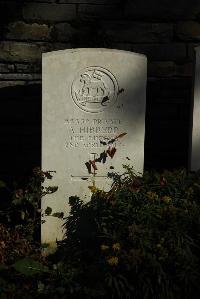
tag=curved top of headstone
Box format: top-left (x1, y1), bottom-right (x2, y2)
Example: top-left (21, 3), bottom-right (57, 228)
top-left (42, 48), bottom-right (147, 60)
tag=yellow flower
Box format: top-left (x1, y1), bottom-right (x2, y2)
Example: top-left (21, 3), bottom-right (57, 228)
top-left (112, 243), bottom-right (121, 251)
top-left (101, 244), bottom-right (109, 251)
top-left (107, 256), bottom-right (118, 266)
top-left (88, 185), bottom-right (99, 193)
top-left (162, 195), bottom-right (172, 204)
top-left (147, 191), bottom-right (158, 201)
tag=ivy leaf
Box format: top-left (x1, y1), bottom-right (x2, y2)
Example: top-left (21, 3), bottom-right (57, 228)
top-left (45, 186), bottom-right (58, 193)
top-left (100, 140), bottom-right (107, 145)
top-left (45, 206), bottom-right (52, 216)
top-left (52, 212), bottom-right (64, 219)
top-left (13, 258), bottom-right (49, 276)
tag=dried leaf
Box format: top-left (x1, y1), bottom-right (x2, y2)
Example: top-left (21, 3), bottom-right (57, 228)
top-left (115, 132), bottom-right (127, 139)
top-left (52, 212), bottom-right (64, 219)
top-left (89, 160), bottom-right (98, 171)
top-left (107, 132), bottom-right (127, 144)
top-left (110, 147), bottom-right (117, 158)
top-left (85, 162), bottom-right (91, 174)
top-left (107, 147), bottom-right (117, 158)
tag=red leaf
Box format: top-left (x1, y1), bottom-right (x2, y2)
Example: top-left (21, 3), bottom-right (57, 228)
top-left (85, 162), bottom-right (91, 174)
top-left (89, 160), bottom-right (98, 171)
top-left (115, 132), bottom-right (127, 139)
top-left (107, 147), bottom-right (117, 158)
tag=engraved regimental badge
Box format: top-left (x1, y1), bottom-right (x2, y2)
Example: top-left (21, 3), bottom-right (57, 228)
top-left (71, 66), bottom-right (118, 113)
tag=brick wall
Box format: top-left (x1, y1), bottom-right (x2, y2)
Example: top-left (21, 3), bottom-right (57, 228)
top-left (0, 0), bottom-right (200, 181)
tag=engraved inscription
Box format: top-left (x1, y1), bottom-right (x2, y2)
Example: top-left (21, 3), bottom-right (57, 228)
top-left (64, 118), bottom-right (123, 149)
top-left (71, 67), bottom-right (118, 113)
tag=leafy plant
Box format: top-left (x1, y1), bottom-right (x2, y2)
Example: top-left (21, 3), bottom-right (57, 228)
top-left (1, 167), bottom-right (200, 298)
top-left (57, 167), bottom-right (200, 299)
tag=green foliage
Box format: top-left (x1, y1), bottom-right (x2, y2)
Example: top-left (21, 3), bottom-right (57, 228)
top-left (1, 167), bottom-right (200, 298)
top-left (57, 166), bottom-right (200, 299)
top-left (0, 168), bottom-right (58, 244)
top-left (13, 258), bottom-right (49, 276)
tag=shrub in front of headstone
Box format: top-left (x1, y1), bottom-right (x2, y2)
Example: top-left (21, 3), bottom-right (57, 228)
top-left (0, 168), bottom-right (57, 264)
top-left (0, 169), bottom-right (60, 299)
top-left (56, 167), bottom-right (200, 299)
top-left (1, 167), bottom-right (200, 299)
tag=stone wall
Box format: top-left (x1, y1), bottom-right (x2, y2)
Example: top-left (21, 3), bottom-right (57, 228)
top-left (0, 0), bottom-right (200, 181)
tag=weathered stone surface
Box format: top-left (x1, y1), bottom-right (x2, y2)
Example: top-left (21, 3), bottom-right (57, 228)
top-left (6, 22), bottom-right (52, 41)
top-left (148, 77), bottom-right (192, 101)
top-left (24, 0), bottom-right (54, 2)
top-left (0, 1), bottom-right (22, 25)
top-left (123, 0), bottom-right (200, 20)
top-left (52, 22), bottom-right (99, 43)
top-left (0, 73), bottom-right (41, 80)
top-left (176, 22), bottom-right (200, 41)
top-left (108, 43), bottom-right (187, 62)
top-left (148, 61), bottom-right (193, 77)
top-left (23, 3), bottom-right (76, 22)
top-left (15, 63), bottom-right (41, 73)
top-left (132, 43), bottom-right (187, 62)
top-left (0, 42), bottom-right (43, 63)
top-left (0, 42), bottom-right (71, 63)
top-left (175, 62), bottom-right (193, 76)
top-left (0, 81), bottom-right (27, 88)
top-left (51, 23), bottom-right (72, 42)
top-left (0, 80), bottom-right (42, 89)
top-left (78, 4), bottom-right (122, 19)
top-left (100, 22), bottom-right (173, 43)
top-left (148, 61), bottom-right (176, 77)
top-left (0, 63), bottom-right (15, 73)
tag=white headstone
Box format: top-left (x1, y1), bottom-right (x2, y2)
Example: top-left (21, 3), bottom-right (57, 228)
top-left (42, 48), bottom-right (147, 245)
top-left (191, 46), bottom-right (200, 170)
